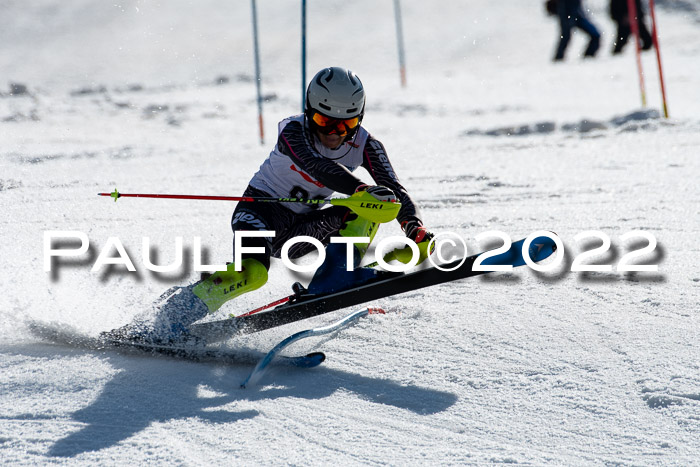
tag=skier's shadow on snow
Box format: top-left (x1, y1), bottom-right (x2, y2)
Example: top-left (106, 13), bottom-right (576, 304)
top-left (241, 365), bottom-right (458, 416)
top-left (44, 353), bottom-right (259, 458)
top-left (37, 348), bottom-right (455, 458)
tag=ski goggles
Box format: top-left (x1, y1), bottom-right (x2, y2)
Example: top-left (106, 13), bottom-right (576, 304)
top-left (309, 111), bottom-right (360, 135)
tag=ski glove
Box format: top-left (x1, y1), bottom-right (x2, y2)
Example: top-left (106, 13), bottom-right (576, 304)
top-left (401, 218), bottom-right (435, 265)
top-left (355, 184), bottom-right (397, 203)
top-left (401, 218), bottom-right (433, 244)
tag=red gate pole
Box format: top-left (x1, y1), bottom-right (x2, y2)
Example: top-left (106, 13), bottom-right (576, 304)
top-left (627, 0), bottom-right (647, 107)
top-left (648, 0), bottom-right (670, 118)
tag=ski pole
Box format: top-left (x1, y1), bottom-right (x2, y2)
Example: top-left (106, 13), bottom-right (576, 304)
top-left (98, 188), bottom-right (401, 224)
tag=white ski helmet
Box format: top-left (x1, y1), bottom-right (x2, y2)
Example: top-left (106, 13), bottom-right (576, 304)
top-left (305, 67), bottom-right (365, 126)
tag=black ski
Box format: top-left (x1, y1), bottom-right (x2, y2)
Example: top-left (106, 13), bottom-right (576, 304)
top-left (27, 320), bottom-right (325, 367)
top-left (189, 235), bottom-right (557, 343)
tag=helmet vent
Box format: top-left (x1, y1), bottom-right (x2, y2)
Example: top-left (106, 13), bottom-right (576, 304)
top-left (315, 74), bottom-right (329, 92)
top-left (318, 103), bottom-right (331, 111)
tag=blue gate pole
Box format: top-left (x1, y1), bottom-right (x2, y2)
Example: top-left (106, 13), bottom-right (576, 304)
top-left (251, 0), bottom-right (265, 144)
top-left (301, 0), bottom-right (307, 111)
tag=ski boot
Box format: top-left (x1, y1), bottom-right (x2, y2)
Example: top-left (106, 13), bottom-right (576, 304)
top-left (192, 257), bottom-right (268, 312)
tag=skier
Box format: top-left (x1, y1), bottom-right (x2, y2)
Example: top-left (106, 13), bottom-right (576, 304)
top-left (107, 66), bottom-right (433, 343)
top-left (552, 0), bottom-right (602, 61)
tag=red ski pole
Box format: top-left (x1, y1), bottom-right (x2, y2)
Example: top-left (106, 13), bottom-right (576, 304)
top-left (98, 188), bottom-right (402, 224)
top-left (99, 188), bottom-right (269, 203)
top-left (648, 0), bottom-right (669, 118)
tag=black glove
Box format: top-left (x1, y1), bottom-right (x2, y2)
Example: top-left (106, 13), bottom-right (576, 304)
top-left (355, 184), bottom-right (397, 203)
top-left (401, 218), bottom-right (435, 264)
top-left (401, 218), bottom-right (433, 244)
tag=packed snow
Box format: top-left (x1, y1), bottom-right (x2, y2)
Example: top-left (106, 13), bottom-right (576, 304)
top-left (1, 0), bottom-right (699, 464)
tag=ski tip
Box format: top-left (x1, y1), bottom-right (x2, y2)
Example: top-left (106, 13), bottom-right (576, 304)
top-left (241, 351), bottom-right (326, 389)
top-left (299, 351), bottom-right (326, 367)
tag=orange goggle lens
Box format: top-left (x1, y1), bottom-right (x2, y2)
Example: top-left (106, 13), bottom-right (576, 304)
top-left (311, 112), bottom-right (360, 135)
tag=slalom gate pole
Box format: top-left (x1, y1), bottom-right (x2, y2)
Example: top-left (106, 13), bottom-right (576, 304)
top-left (393, 0), bottom-right (407, 87)
top-left (648, 0), bottom-right (669, 118)
top-left (251, 0), bottom-right (265, 144)
top-left (301, 0), bottom-right (307, 112)
top-left (627, 0), bottom-right (647, 107)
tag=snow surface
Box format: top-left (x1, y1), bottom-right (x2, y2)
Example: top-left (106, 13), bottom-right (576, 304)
top-left (1, 0), bottom-right (699, 464)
